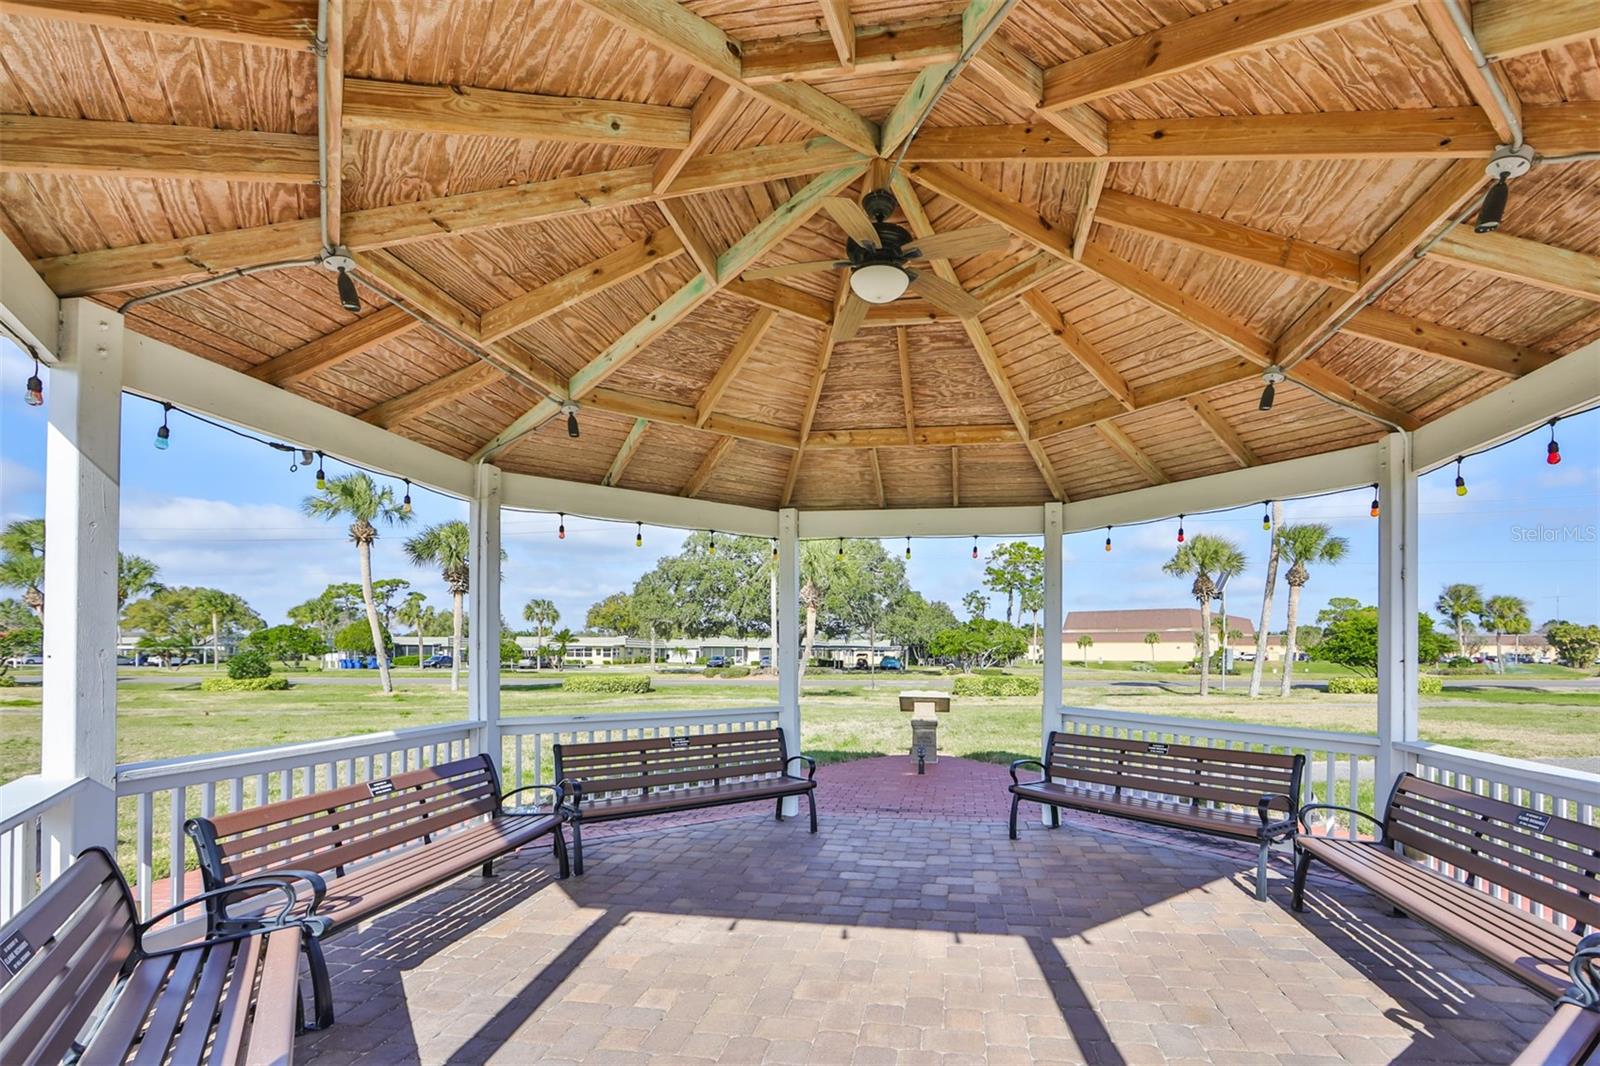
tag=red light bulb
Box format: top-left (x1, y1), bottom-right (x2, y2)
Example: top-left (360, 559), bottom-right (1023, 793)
top-left (1547, 439), bottom-right (1561, 465)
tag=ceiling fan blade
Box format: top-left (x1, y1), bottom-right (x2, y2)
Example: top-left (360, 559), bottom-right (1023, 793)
top-left (823, 197), bottom-right (881, 247)
top-left (904, 225), bottom-right (1013, 261)
top-left (831, 291), bottom-right (868, 342)
top-left (907, 272), bottom-right (982, 317)
top-left (741, 259), bottom-right (845, 280)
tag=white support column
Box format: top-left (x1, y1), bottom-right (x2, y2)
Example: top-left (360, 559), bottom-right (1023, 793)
top-left (777, 507), bottom-right (801, 816)
top-left (1041, 502), bottom-right (1065, 821)
top-left (1374, 433), bottom-right (1419, 812)
top-left (40, 299), bottom-right (123, 870)
top-left (467, 463), bottom-right (503, 772)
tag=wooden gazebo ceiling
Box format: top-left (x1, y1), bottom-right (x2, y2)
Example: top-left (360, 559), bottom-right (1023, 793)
top-left (2, 1), bottom-right (1598, 511)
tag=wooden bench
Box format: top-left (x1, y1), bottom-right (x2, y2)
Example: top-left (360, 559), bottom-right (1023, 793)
top-left (185, 753), bottom-right (568, 1027)
top-left (554, 728), bottom-right (816, 875)
top-left (1009, 731), bottom-right (1304, 900)
top-left (0, 847), bottom-right (311, 1065)
top-left (1515, 934), bottom-right (1600, 1065)
top-left (1294, 773), bottom-right (1599, 998)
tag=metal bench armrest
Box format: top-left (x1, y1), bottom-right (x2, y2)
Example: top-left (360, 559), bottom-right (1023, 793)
top-left (1559, 932), bottom-right (1600, 1009)
top-left (1257, 794), bottom-right (1296, 840)
top-left (786, 755), bottom-right (817, 781)
top-left (502, 782), bottom-right (565, 811)
top-left (1296, 803), bottom-right (1385, 841)
top-left (1009, 758), bottom-right (1047, 786)
top-left (137, 877), bottom-right (302, 944)
top-left (558, 777), bottom-right (584, 815)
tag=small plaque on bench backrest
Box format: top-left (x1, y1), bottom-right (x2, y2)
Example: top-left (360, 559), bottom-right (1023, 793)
top-left (669, 737), bottom-right (690, 751)
top-left (1146, 742), bottom-right (1170, 756)
top-left (1515, 810), bottom-right (1551, 833)
top-left (0, 932), bottom-right (34, 975)
top-left (368, 778), bottom-right (395, 798)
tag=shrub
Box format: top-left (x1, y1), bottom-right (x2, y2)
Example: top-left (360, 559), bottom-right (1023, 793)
top-left (226, 650), bottom-right (272, 680)
top-left (392, 655), bottom-right (420, 667)
top-left (952, 674), bottom-right (1041, 697)
top-left (715, 666), bottom-right (751, 679)
top-left (562, 674), bottom-right (652, 694)
top-left (1326, 676), bottom-right (1444, 695)
top-left (974, 666), bottom-right (1007, 676)
top-left (201, 676), bottom-right (290, 692)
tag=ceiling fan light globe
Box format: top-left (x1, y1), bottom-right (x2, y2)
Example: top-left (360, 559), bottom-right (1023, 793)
top-left (850, 263), bottom-right (909, 304)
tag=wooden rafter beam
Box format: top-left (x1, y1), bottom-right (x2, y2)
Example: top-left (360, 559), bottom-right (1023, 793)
top-left (950, 447), bottom-right (960, 506)
top-left (1097, 422), bottom-right (1169, 485)
top-left (0, 0), bottom-right (315, 49)
top-left (652, 82), bottom-right (737, 194)
top-left (585, 388), bottom-right (799, 448)
top-left (1019, 289), bottom-right (1134, 410)
top-left (480, 228), bottom-right (685, 343)
top-left (715, 162), bottom-right (866, 282)
top-left (359, 362), bottom-right (503, 429)
top-left (656, 200), bottom-right (719, 279)
top-left (897, 327), bottom-right (915, 444)
top-left (868, 448), bottom-right (886, 508)
top-left (960, 315), bottom-right (1064, 499)
top-left (322, 0), bottom-right (343, 246)
top-left (1071, 162), bottom-right (1107, 259)
top-left (809, 424), bottom-right (1021, 448)
top-left (908, 161), bottom-right (1072, 257)
top-left (0, 115), bottom-right (318, 183)
top-left (1039, 0), bottom-right (1409, 112)
top-left (1416, 0), bottom-right (1520, 145)
top-left (577, 0), bottom-right (879, 156)
top-left (1341, 307), bottom-right (1558, 377)
top-left (879, 0), bottom-right (1020, 158)
top-left (342, 78), bottom-right (692, 148)
top-left (684, 436), bottom-right (736, 498)
top-left (900, 104), bottom-right (1600, 162)
top-left (1030, 358), bottom-right (1260, 440)
top-left (741, 16), bottom-right (961, 83)
top-left (817, 0), bottom-right (854, 66)
top-left (1472, 0), bottom-right (1600, 60)
top-left (603, 418), bottom-right (650, 487)
top-left (967, 34), bottom-right (1108, 155)
top-left (724, 278), bottom-right (833, 324)
top-left (697, 308), bottom-right (777, 426)
top-left (1428, 225), bottom-right (1600, 303)
top-left (974, 252), bottom-right (1070, 308)
top-left (246, 306), bottom-right (415, 387)
top-left (1092, 189), bottom-right (1361, 290)
top-left (1184, 396), bottom-right (1260, 467)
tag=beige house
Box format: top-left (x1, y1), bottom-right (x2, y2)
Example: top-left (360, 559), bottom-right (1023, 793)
top-left (1063, 609), bottom-right (1284, 665)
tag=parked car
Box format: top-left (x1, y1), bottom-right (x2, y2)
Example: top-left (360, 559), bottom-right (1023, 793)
top-left (878, 656), bottom-right (903, 671)
top-left (421, 653), bottom-right (453, 669)
top-left (515, 655), bottom-right (537, 670)
top-left (706, 656), bottom-right (727, 668)
top-left (5, 654), bottom-right (43, 667)
top-left (562, 660), bottom-right (587, 668)
top-left (116, 655), bottom-right (135, 666)
top-left (759, 655), bottom-right (771, 669)
top-left (179, 657), bottom-right (200, 666)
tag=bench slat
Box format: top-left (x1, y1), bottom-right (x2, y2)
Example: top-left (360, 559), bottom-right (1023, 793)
top-left (245, 930), bottom-right (304, 1066)
top-left (1048, 748), bottom-right (1297, 788)
top-left (209, 932), bottom-right (263, 1066)
top-left (1397, 775), bottom-right (1600, 852)
top-left (1392, 795), bottom-right (1600, 885)
top-left (1042, 733), bottom-right (1302, 813)
top-left (1053, 732), bottom-right (1300, 769)
top-left (168, 940), bottom-right (237, 1065)
top-left (232, 795), bottom-right (501, 882)
top-left (131, 944), bottom-right (204, 1066)
top-left (1045, 762), bottom-right (1292, 808)
top-left (78, 947), bottom-right (171, 1063)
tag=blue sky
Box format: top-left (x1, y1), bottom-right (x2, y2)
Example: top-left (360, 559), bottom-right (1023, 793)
top-left (3, 341), bottom-right (1596, 633)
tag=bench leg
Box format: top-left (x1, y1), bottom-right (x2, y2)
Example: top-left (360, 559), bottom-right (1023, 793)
top-left (806, 790), bottom-right (818, 834)
top-left (553, 825), bottom-right (571, 880)
top-left (775, 798), bottom-right (784, 822)
top-left (301, 936), bottom-right (336, 1031)
top-left (571, 819), bottom-right (584, 877)
top-left (1009, 793), bottom-right (1021, 840)
top-left (1255, 839), bottom-right (1270, 902)
top-left (481, 858), bottom-right (495, 877)
top-left (1048, 805), bottom-right (1060, 829)
top-left (1390, 905), bottom-right (1406, 919)
top-left (1291, 847), bottom-right (1312, 913)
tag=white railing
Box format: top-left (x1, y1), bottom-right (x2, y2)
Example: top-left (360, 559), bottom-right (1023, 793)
top-left (497, 706), bottom-right (783, 790)
top-left (114, 721), bottom-right (480, 918)
top-left (1399, 741), bottom-right (1599, 826)
top-left (1, 775), bottom-right (91, 922)
top-left (1058, 707), bottom-right (1382, 836)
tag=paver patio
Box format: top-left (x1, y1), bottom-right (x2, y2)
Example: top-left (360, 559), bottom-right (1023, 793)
top-left (295, 758), bottom-right (1552, 1065)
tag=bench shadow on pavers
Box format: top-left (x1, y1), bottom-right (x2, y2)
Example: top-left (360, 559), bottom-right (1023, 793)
top-left (184, 752), bottom-right (569, 1029)
top-left (1008, 730), bottom-right (1304, 900)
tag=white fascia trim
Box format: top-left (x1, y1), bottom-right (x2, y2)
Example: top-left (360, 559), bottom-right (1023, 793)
top-left (1, 234), bottom-right (60, 362)
top-left (500, 472), bottom-right (778, 538)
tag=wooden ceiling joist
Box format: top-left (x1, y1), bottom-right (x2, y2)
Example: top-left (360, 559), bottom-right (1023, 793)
top-left (358, 362), bottom-right (502, 430)
top-left (1, 0), bottom-right (316, 49)
top-left (1030, 359), bottom-right (1261, 440)
top-left (697, 308), bottom-right (777, 426)
top-left (1019, 290), bottom-right (1134, 410)
top-left (652, 82), bottom-right (737, 194)
top-left (656, 200), bottom-right (719, 279)
top-left (897, 327), bottom-right (916, 445)
top-left (684, 436), bottom-right (736, 498)
top-left (342, 79), bottom-right (692, 148)
top-left (586, 388), bottom-right (799, 449)
top-left (0, 115), bottom-right (318, 184)
top-left (1039, 0), bottom-right (1410, 112)
top-left (909, 161), bottom-right (1072, 258)
top-left (1184, 397), bottom-right (1261, 468)
top-left (1428, 226), bottom-right (1600, 303)
top-left (1416, 0), bottom-right (1520, 145)
top-left (1097, 422), bottom-right (1170, 486)
top-left (950, 447), bottom-right (960, 506)
top-left (967, 33), bottom-right (1108, 155)
top-left (246, 306), bottom-right (415, 388)
top-left (1342, 307), bottom-right (1558, 377)
top-left (817, 0), bottom-right (853, 66)
top-left (741, 16), bottom-right (961, 83)
top-left (868, 448), bottom-right (886, 508)
top-left (602, 418), bottom-right (650, 488)
top-left (1472, 0), bottom-right (1600, 60)
top-left (1071, 162), bottom-right (1108, 259)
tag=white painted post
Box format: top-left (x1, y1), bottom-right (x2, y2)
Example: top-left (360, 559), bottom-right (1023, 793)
top-left (777, 507), bottom-right (801, 816)
top-left (1374, 433), bottom-right (1419, 813)
top-left (467, 463), bottom-right (502, 773)
top-left (40, 299), bottom-right (123, 870)
top-left (1041, 502), bottom-right (1064, 821)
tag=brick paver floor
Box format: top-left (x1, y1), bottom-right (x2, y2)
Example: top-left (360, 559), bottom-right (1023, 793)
top-left (297, 761), bottom-right (1553, 1065)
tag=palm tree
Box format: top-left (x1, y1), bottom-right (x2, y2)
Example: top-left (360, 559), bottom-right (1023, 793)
top-left (303, 473), bottom-right (411, 694)
top-left (1076, 633), bottom-right (1094, 667)
top-left (1162, 533), bottom-right (1247, 697)
top-left (1435, 583), bottom-right (1484, 659)
top-left (1277, 523), bottom-right (1350, 696)
top-left (1479, 594), bottom-right (1530, 674)
top-left (1143, 631), bottom-right (1160, 664)
top-left (522, 598), bottom-right (558, 668)
top-left (395, 590), bottom-right (428, 661)
top-left (404, 521), bottom-right (471, 693)
top-left (552, 627), bottom-right (575, 665)
top-left (1248, 501), bottom-right (1282, 698)
top-left (191, 588), bottom-right (258, 667)
top-left (0, 518), bottom-right (46, 621)
top-left (117, 555), bottom-right (161, 612)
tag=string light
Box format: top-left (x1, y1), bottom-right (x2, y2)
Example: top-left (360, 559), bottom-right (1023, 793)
top-left (24, 357), bottom-right (43, 407)
top-left (636, 522), bottom-right (643, 548)
top-left (904, 536), bottom-right (911, 560)
top-left (557, 513), bottom-right (566, 540)
top-left (1104, 526), bottom-right (1112, 552)
top-left (402, 479), bottom-right (413, 514)
top-left (1454, 458), bottom-right (1467, 497)
top-left (771, 539), bottom-right (778, 560)
top-left (971, 535), bottom-right (979, 560)
top-left (154, 403), bottom-right (172, 450)
top-left (837, 537), bottom-right (845, 559)
top-left (314, 452), bottom-right (326, 489)
top-left (708, 530), bottom-right (716, 555)
top-left (1369, 484), bottom-right (1380, 518)
top-left (1176, 514), bottom-right (1185, 544)
top-left (1262, 502), bottom-right (1271, 530)
top-left (1547, 418), bottom-right (1562, 465)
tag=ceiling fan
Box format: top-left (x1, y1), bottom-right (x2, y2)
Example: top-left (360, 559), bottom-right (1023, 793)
top-left (739, 187), bottom-right (1013, 340)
